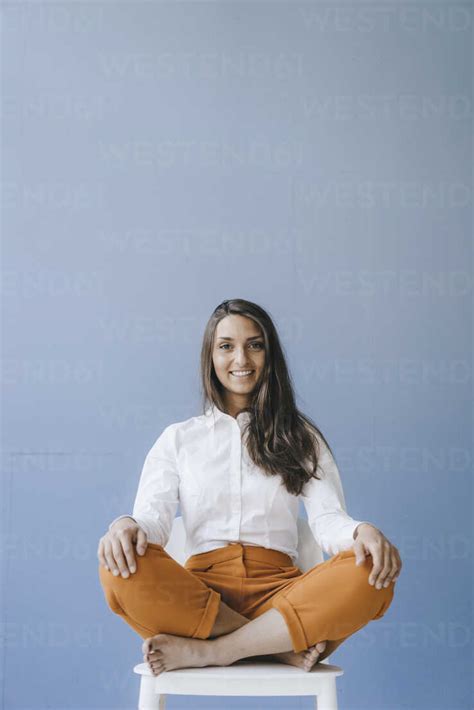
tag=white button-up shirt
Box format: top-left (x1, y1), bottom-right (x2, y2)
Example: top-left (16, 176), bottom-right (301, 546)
top-left (109, 405), bottom-right (367, 564)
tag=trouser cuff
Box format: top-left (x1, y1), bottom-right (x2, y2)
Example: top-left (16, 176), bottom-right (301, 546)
top-left (272, 594), bottom-right (309, 653)
top-left (192, 588), bottom-right (221, 640)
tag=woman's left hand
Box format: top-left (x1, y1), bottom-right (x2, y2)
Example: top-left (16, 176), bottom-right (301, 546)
top-left (352, 523), bottom-right (402, 589)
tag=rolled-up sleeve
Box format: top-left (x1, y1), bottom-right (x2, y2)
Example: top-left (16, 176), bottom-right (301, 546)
top-left (300, 432), bottom-right (367, 557)
top-left (127, 424), bottom-right (180, 547)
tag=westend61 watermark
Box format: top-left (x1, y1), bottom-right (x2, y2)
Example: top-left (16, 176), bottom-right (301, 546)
top-left (303, 93), bottom-right (471, 120)
top-left (296, 270), bottom-right (471, 297)
top-left (2, 180), bottom-right (105, 210)
top-left (3, 92), bottom-right (119, 122)
top-left (298, 358), bottom-right (471, 385)
top-left (0, 622), bottom-right (105, 648)
top-left (291, 179), bottom-right (472, 209)
top-left (350, 621), bottom-right (471, 649)
top-left (1, 2), bottom-right (105, 33)
top-left (2, 451), bottom-right (127, 476)
top-left (299, 4), bottom-right (471, 33)
top-left (99, 139), bottom-right (305, 168)
top-left (1, 359), bottom-right (105, 385)
top-left (98, 227), bottom-right (297, 257)
top-left (0, 533), bottom-right (93, 561)
top-left (2, 269), bottom-right (106, 298)
top-left (332, 445), bottom-right (471, 474)
top-left (99, 50), bottom-right (304, 80)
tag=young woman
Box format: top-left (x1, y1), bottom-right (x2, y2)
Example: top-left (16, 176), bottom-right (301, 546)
top-left (98, 298), bottom-right (401, 676)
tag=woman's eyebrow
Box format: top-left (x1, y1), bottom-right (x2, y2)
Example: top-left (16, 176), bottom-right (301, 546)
top-left (216, 336), bottom-right (263, 341)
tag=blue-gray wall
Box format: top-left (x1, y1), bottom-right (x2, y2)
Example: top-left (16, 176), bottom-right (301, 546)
top-left (2, 2), bottom-right (471, 708)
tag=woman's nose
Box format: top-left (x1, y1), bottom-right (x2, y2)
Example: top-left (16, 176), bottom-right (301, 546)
top-left (232, 350), bottom-right (250, 366)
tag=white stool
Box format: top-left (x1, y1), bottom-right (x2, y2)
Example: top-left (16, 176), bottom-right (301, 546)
top-left (133, 516), bottom-right (344, 709)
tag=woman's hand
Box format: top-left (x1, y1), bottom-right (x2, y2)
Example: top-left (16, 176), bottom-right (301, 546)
top-left (353, 523), bottom-right (402, 589)
top-left (97, 517), bottom-right (148, 578)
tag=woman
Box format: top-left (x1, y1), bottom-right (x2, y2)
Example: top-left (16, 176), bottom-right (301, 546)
top-left (98, 298), bottom-right (401, 676)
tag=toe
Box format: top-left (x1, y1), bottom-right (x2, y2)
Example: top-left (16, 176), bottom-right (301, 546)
top-left (148, 650), bottom-right (163, 660)
top-left (316, 641), bottom-right (326, 653)
top-left (142, 639), bottom-right (153, 655)
top-left (143, 636), bottom-right (166, 654)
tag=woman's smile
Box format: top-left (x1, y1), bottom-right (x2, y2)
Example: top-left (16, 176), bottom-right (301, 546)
top-left (230, 369), bottom-right (255, 378)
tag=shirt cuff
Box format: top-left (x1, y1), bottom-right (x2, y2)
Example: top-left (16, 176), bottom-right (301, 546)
top-left (352, 521), bottom-right (372, 539)
top-left (108, 514), bottom-right (137, 531)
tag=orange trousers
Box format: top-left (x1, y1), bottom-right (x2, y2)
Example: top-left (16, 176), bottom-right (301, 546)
top-left (98, 541), bottom-right (395, 655)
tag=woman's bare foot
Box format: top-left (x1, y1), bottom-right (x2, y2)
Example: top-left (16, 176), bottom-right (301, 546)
top-left (142, 633), bottom-right (232, 675)
top-left (272, 640), bottom-right (327, 671)
top-left (240, 640), bottom-right (327, 671)
top-left (143, 634), bottom-right (327, 675)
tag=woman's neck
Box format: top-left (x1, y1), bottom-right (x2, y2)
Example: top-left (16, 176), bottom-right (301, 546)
top-left (223, 395), bottom-right (250, 419)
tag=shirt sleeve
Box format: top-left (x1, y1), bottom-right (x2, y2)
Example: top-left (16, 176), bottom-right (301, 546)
top-left (110, 425), bottom-right (180, 547)
top-left (108, 514), bottom-right (138, 530)
top-left (300, 430), bottom-right (368, 557)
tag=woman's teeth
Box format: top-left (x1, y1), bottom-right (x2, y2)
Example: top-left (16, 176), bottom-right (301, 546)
top-left (230, 370), bottom-right (253, 377)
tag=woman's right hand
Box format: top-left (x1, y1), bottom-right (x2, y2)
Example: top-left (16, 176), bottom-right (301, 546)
top-left (97, 517), bottom-right (148, 578)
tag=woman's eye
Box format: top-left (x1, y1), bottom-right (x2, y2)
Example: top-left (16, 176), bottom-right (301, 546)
top-left (219, 342), bottom-right (263, 350)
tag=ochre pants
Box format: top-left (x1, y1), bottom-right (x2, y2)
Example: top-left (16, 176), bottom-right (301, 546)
top-left (98, 541), bottom-right (395, 656)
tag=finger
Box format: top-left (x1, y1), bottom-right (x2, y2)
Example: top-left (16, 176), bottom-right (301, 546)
top-left (104, 540), bottom-right (120, 576)
top-left (392, 547), bottom-right (403, 581)
top-left (368, 543), bottom-right (384, 585)
top-left (111, 537), bottom-right (131, 578)
top-left (353, 541), bottom-right (367, 566)
top-left (383, 549), bottom-right (399, 587)
top-left (119, 533), bottom-right (137, 574)
top-left (374, 543), bottom-right (392, 588)
top-left (97, 540), bottom-right (109, 570)
top-left (136, 528), bottom-right (148, 556)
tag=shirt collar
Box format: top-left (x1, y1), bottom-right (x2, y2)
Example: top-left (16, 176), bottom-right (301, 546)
top-left (204, 403), bottom-right (251, 429)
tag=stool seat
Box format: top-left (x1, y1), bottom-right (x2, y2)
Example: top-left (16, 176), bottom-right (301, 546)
top-left (134, 661), bottom-right (343, 707)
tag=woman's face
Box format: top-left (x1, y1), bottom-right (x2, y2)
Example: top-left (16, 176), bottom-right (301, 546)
top-left (212, 314), bottom-right (266, 410)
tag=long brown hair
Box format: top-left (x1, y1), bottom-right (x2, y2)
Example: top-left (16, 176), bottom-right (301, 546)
top-left (200, 298), bottom-right (334, 496)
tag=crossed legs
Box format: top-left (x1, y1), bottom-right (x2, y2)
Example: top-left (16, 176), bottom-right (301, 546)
top-left (99, 544), bottom-right (395, 676)
top-left (143, 603), bottom-right (329, 675)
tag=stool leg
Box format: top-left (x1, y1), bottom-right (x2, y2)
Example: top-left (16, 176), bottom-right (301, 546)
top-left (138, 675), bottom-right (166, 709)
top-left (315, 678), bottom-right (338, 710)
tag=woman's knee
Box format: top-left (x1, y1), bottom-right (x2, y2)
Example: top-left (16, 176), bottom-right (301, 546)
top-left (340, 552), bottom-right (396, 601)
top-left (353, 558), bottom-right (396, 618)
top-left (372, 579), bottom-right (396, 618)
top-left (98, 565), bottom-right (125, 615)
top-left (98, 545), bottom-right (170, 610)
top-left (98, 543), bottom-right (163, 586)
